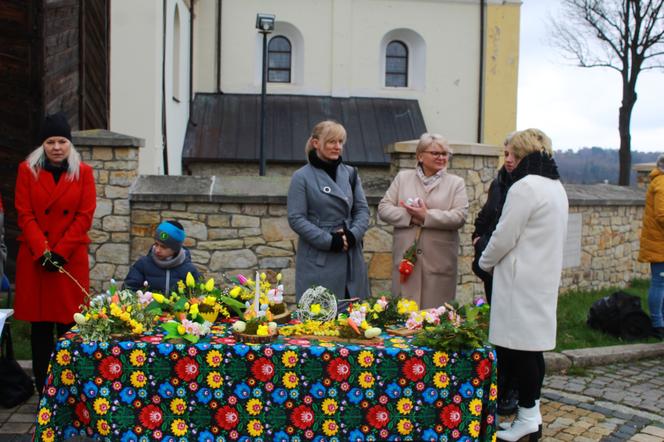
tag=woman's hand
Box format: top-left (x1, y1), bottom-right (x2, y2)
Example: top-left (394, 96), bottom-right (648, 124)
top-left (400, 200), bottom-right (427, 226)
top-left (473, 237), bottom-right (480, 246)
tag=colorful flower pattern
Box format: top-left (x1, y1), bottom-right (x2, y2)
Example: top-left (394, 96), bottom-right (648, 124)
top-left (34, 328), bottom-right (496, 441)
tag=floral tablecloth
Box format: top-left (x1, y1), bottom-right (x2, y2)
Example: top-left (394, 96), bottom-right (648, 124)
top-left (34, 325), bottom-right (497, 441)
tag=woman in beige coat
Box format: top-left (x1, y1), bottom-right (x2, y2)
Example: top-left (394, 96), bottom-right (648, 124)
top-left (378, 133), bottom-right (468, 309)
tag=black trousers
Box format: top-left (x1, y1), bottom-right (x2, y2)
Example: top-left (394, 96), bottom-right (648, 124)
top-left (495, 346), bottom-right (545, 408)
top-left (31, 322), bottom-right (73, 395)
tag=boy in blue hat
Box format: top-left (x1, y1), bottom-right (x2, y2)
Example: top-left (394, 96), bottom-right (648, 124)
top-left (124, 220), bottom-right (200, 294)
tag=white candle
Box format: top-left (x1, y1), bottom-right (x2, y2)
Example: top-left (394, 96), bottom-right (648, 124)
top-left (254, 271), bottom-right (260, 315)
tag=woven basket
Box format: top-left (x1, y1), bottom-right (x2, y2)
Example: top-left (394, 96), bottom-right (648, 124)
top-left (271, 309), bottom-right (292, 324)
top-left (233, 331), bottom-right (278, 344)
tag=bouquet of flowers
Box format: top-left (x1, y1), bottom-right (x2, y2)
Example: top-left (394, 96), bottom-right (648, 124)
top-left (225, 270), bottom-right (288, 318)
top-left (405, 305), bottom-right (449, 330)
top-left (73, 281), bottom-right (156, 342)
top-left (412, 299), bottom-right (490, 351)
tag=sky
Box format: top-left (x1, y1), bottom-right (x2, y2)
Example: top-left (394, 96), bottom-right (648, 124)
top-left (516, 0), bottom-right (664, 153)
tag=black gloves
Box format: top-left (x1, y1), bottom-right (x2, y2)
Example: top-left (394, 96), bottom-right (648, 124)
top-left (40, 252), bottom-right (67, 272)
top-left (329, 232), bottom-right (345, 252)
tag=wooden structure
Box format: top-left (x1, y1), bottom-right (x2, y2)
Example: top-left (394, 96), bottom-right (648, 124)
top-left (0, 0), bottom-right (109, 277)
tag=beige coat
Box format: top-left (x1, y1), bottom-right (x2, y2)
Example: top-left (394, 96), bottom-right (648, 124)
top-left (378, 170), bottom-right (468, 308)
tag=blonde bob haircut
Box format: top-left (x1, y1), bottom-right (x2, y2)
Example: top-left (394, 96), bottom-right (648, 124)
top-left (26, 141), bottom-right (82, 181)
top-left (507, 128), bottom-right (553, 160)
top-left (305, 120), bottom-right (347, 158)
top-left (416, 133), bottom-right (452, 157)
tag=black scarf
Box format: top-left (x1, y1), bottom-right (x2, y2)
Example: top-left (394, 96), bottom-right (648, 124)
top-left (43, 159), bottom-right (69, 183)
top-left (510, 151), bottom-right (560, 183)
top-left (308, 149), bottom-right (342, 181)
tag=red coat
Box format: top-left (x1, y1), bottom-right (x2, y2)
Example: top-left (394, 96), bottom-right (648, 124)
top-left (14, 160), bottom-right (96, 323)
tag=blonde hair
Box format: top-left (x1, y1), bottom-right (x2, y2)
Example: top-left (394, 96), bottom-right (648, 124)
top-left (26, 141), bottom-right (81, 181)
top-left (507, 128), bottom-right (553, 160)
top-left (657, 153), bottom-right (664, 172)
top-left (415, 133), bottom-right (452, 157)
top-left (305, 120), bottom-right (347, 158)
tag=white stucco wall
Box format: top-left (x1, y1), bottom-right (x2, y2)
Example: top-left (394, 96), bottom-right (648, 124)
top-left (219, 0), bottom-right (482, 142)
top-left (110, 0), bottom-right (191, 175)
top-left (110, 0), bottom-right (164, 174)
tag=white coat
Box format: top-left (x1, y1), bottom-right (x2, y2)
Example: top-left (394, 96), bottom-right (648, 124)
top-left (479, 175), bottom-right (568, 351)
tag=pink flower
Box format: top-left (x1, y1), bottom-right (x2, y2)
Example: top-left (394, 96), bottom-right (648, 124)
top-left (237, 274), bottom-right (248, 285)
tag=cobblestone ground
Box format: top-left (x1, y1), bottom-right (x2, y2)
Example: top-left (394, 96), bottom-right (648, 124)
top-left (502, 358), bottom-right (664, 441)
top-left (1, 359), bottom-right (663, 441)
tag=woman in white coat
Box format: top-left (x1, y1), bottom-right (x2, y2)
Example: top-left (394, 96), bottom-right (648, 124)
top-left (479, 128), bottom-right (568, 442)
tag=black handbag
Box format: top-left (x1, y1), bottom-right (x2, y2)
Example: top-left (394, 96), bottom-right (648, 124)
top-left (587, 291), bottom-right (654, 340)
top-left (0, 324), bottom-right (34, 408)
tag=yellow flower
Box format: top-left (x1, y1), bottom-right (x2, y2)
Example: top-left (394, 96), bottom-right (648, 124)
top-left (41, 428), bottom-right (55, 442)
top-left (130, 371), bottom-right (147, 388)
top-left (37, 407), bottom-right (51, 425)
top-left (433, 351), bottom-right (449, 368)
top-left (357, 350), bottom-right (374, 368)
top-left (489, 383), bottom-right (498, 401)
top-left (322, 419), bottom-right (339, 436)
top-left (433, 372), bottom-right (449, 389)
top-left (397, 418), bottom-right (413, 435)
top-left (177, 280), bottom-right (186, 292)
top-left (310, 304), bottom-right (321, 315)
top-left (93, 397), bottom-right (110, 415)
top-left (469, 419), bottom-right (481, 438)
top-left (358, 371), bottom-right (375, 389)
top-left (397, 397), bottom-right (413, 415)
top-left (276, 273), bottom-right (282, 281)
top-left (360, 320), bottom-right (369, 330)
top-left (153, 293), bottom-right (165, 303)
top-left (321, 398), bottom-right (338, 415)
top-left (205, 278), bottom-right (215, 291)
top-left (282, 350), bottom-right (298, 368)
top-left (97, 419), bottom-right (111, 436)
top-left (206, 350), bottom-right (222, 367)
top-left (246, 398), bottom-right (263, 415)
top-left (177, 325), bottom-right (186, 335)
top-left (204, 295), bottom-right (216, 305)
top-left (230, 286), bottom-right (242, 297)
top-left (132, 323), bottom-right (144, 334)
top-left (186, 272), bottom-right (196, 288)
top-left (126, 305), bottom-right (132, 313)
top-left (60, 369), bottom-right (75, 386)
top-left (260, 272), bottom-right (267, 281)
top-left (373, 303), bottom-right (384, 312)
top-left (256, 325), bottom-right (269, 336)
top-left (129, 349), bottom-right (146, 366)
top-left (207, 371), bottom-right (223, 389)
top-left (282, 371), bottom-right (299, 389)
top-left (247, 419), bottom-right (263, 437)
top-left (190, 303), bottom-right (199, 318)
top-left (55, 349), bottom-right (71, 366)
top-left (171, 418), bottom-right (188, 437)
top-left (170, 398), bottom-right (187, 415)
top-left (469, 398), bottom-right (483, 416)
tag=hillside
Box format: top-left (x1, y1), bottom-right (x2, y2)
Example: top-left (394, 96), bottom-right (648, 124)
top-left (554, 148), bottom-right (661, 185)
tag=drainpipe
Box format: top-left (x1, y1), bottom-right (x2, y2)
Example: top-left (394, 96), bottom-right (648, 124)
top-left (161, 0), bottom-right (169, 175)
top-left (216, 0), bottom-right (222, 92)
top-left (477, 0), bottom-right (486, 143)
top-left (189, 0), bottom-right (195, 116)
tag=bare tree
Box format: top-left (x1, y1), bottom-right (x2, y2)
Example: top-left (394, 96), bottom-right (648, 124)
top-left (550, 0), bottom-right (664, 185)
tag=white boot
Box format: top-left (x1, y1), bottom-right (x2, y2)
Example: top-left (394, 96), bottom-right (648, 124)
top-left (496, 404), bottom-right (540, 441)
top-left (499, 399), bottom-right (542, 431)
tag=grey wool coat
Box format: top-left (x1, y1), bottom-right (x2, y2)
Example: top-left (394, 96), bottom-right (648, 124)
top-left (378, 169), bottom-right (468, 309)
top-left (287, 163), bottom-right (370, 300)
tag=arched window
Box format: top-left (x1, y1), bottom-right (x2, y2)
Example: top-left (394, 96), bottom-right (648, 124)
top-left (385, 40), bottom-right (408, 87)
top-left (268, 36), bottom-right (291, 83)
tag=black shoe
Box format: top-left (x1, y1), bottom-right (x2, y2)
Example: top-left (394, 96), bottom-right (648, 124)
top-left (497, 390), bottom-right (519, 416)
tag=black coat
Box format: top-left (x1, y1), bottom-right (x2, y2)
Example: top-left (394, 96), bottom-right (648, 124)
top-left (472, 167), bottom-right (512, 301)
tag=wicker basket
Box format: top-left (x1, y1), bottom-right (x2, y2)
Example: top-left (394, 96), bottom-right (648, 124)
top-left (271, 309), bottom-right (292, 324)
top-left (233, 331), bottom-right (278, 344)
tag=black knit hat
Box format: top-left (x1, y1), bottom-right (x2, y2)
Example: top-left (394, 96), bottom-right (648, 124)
top-left (39, 112), bottom-right (72, 144)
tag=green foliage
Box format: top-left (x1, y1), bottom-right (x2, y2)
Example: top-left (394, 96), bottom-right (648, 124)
top-left (412, 303), bottom-right (490, 352)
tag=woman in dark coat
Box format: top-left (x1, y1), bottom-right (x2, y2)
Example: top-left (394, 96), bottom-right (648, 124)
top-left (14, 112), bottom-right (96, 393)
top-left (287, 120), bottom-right (370, 300)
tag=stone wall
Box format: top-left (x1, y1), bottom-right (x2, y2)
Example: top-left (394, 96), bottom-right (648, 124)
top-left (78, 130), bottom-right (649, 303)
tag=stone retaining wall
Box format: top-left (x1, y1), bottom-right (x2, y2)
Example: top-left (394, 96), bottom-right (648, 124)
top-left (76, 130), bottom-right (649, 304)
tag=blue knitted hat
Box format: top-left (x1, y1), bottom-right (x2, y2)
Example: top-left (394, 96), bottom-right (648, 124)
top-left (155, 221), bottom-right (186, 253)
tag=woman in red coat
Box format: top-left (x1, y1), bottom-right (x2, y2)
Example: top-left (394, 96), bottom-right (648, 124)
top-left (14, 112), bottom-right (96, 394)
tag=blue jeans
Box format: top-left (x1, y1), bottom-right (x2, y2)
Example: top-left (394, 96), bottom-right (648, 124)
top-left (648, 262), bottom-right (664, 328)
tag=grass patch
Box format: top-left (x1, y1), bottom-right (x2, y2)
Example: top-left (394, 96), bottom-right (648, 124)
top-left (555, 278), bottom-right (658, 352)
top-left (564, 366), bottom-right (590, 377)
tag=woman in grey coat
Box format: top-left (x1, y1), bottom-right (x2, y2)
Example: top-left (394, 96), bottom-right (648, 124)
top-left (287, 120), bottom-right (370, 300)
